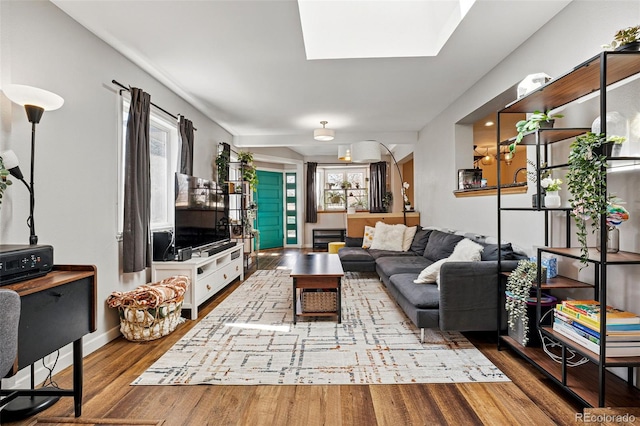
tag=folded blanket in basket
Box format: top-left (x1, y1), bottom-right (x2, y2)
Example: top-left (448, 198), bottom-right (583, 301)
top-left (107, 275), bottom-right (189, 309)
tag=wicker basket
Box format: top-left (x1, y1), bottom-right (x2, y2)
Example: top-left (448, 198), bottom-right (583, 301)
top-left (301, 289), bottom-right (337, 313)
top-left (118, 296), bottom-right (184, 342)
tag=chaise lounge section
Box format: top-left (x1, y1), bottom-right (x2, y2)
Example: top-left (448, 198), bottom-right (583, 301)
top-left (338, 225), bottom-right (525, 341)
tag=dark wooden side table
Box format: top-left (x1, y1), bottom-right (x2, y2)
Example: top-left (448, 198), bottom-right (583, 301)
top-left (290, 254), bottom-right (344, 324)
top-left (1, 265), bottom-right (97, 420)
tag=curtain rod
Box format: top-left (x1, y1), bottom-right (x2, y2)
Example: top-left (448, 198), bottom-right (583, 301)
top-left (112, 79), bottom-right (197, 131)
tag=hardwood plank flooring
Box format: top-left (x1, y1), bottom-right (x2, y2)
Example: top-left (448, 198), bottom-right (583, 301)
top-left (4, 248), bottom-right (590, 426)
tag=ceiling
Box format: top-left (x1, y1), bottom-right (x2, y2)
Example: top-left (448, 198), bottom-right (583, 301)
top-left (51, 0), bottom-right (572, 157)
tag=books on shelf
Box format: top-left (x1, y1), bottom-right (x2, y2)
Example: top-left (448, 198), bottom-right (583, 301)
top-left (554, 310), bottom-right (640, 341)
top-left (552, 319), bottom-right (640, 357)
top-left (561, 300), bottom-right (640, 324)
top-left (555, 305), bottom-right (640, 331)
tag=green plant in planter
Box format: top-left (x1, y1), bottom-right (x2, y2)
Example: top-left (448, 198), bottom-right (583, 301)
top-left (215, 148), bottom-right (230, 187)
top-left (510, 110), bottom-right (564, 153)
top-left (505, 260), bottom-right (538, 346)
top-left (0, 155), bottom-right (13, 209)
top-left (327, 191), bottom-right (345, 204)
top-left (603, 25), bottom-right (640, 50)
top-left (567, 132), bottom-right (609, 265)
top-left (237, 150), bottom-right (258, 191)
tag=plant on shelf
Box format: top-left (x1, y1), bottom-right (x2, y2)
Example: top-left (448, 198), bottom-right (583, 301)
top-left (0, 155), bottom-right (12, 209)
top-left (540, 177), bottom-right (561, 192)
top-left (603, 24), bottom-right (640, 50)
top-left (567, 132), bottom-right (609, 265)
top-left (382, 191), bottom-right (393, 212)
top-left (327, 191), bottom-right (345, 204)
top-left (237, 150), bottom-right (258, 191)
top-left (510, 110), bottom-right (564, 153)
top-left (215, 147), bottom-right (230, 188)
top-left (340, 180), bottom-right (351, 189)
top-left (505, 260), bottom-right (538, 346)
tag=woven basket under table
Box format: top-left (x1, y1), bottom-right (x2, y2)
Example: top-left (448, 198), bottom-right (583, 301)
top-left (301, 290), bottom-right (337, 313)
top-left (118, 296), bottom-right (184, 342)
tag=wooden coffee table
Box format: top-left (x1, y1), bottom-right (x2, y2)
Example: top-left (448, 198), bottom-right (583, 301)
top-left (290, 253), bottom-right (344, 324)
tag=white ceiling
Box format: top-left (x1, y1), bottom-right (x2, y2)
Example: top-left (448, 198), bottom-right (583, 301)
top-left (51, 0), bottom-right (571, 157)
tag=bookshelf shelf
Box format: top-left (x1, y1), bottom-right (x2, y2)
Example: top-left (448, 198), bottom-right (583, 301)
top-left (497, 49), bottom-right (640, 407)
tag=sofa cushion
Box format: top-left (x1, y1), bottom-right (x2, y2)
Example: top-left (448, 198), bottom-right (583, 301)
top-left (370, 222), bottom-right (406, 251)
top-left (375, 256), bottom-right (432, 277)
top-left (480, 243), bottom-right (515, 260)
top-left (415, 238), bottom-right (484, 284)
top-left (338, 247), bottom-right (374, 262)
top-left (410, 228), bottom-right (432, 256)
top-left (423, 230), bottom-right (464, 261)
top-left (345, 237), bottom-right (364, 248)
top-left (369, 249), bottom-right (418, 260)
top-left (402, 226), bottom-right (418, 251)
top-left (390, 274), bottom-right (440, 309)
top-left (362, 226), bottom-right (375, 248)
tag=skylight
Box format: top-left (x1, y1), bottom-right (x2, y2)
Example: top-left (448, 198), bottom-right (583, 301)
top-left (298, 0), bottom-right (476, 60)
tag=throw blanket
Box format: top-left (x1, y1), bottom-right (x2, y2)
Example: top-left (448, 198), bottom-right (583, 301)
top-left (107, 276), bottom-right (189, 309)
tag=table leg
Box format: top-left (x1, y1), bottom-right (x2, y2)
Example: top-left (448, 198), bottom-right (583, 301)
top-left (73, 338), bottom-right (83, 417)
top-left (337, 277), bottom-right (342, 324)
top-left (292, 277), bottom-right (297, 324)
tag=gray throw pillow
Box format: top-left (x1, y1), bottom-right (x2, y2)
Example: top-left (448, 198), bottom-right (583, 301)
top-left (423, 230), bottom-right (464, 261)
top-left (480, 243), bottom-right (514, 261)
top-left (410, 229), bottom-right (432, 256)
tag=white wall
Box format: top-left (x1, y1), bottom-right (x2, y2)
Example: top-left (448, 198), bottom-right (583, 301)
top-left (0, 0), bottom-right (232, 385)
top-left (414, 0), bottom-right (640, 380)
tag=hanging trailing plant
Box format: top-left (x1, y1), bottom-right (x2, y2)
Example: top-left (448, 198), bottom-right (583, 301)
top-left (215, 146), bottom-right (230, 187)
top-left (505, 259), bottom-right (538, 346)
top-left (566, 132), bottom-right (609, 265)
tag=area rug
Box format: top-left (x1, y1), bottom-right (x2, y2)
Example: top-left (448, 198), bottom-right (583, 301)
top-left (132, 269), bottom-right (509, 385)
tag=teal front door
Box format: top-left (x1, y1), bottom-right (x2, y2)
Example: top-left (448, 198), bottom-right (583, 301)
top-left (255, 170), bottom-right (283, 249)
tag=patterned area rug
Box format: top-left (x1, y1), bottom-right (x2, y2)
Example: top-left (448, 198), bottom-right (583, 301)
top-left (133, 269), bottom-right (509, 385)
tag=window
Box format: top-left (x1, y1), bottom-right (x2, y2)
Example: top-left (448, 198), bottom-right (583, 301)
top-left (317, 166), bottom-right (369, 211)
top-left (118, 96), bottom-right (179, 236)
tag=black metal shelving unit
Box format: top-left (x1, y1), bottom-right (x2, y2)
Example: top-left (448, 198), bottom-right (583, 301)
top-left (496, 49), bottom-right (640, 407)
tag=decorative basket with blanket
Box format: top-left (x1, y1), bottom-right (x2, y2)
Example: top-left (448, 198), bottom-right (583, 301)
top-left (107, 275), bottom-right (190, 342)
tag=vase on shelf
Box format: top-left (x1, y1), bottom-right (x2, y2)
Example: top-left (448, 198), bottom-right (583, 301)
top-left (544, 191), bottom-right (561, 208)
top-left (596, 226), bottom-right (620, 253)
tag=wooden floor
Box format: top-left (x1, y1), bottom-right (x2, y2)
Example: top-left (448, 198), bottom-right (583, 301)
top-left (3, 248), bottom-right (589, 426)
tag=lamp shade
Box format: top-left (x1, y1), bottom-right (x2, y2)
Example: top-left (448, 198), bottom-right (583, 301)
top-left (351, 141), bottom-right (381, 163)
top-left (338, 145), bottom-right (351, 161)
top-left (313, 120), bottom-right (335, 141)
top-left (3, 84), bottom-right (64, 110)
top-left (0, 150), bottom-right (24, 180)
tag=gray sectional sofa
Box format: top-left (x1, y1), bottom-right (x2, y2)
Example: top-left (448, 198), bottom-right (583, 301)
top-left (338, 228), bottom-right (526, 341)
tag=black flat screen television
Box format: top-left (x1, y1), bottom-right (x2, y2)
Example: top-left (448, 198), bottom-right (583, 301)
top-left (174, 173), bottom-right (230, 252)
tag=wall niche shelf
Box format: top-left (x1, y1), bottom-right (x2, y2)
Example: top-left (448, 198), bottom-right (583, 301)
top-left (496, 49), bottom-right (640, 408)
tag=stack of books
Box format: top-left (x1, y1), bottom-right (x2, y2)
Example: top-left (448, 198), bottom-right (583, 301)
top-left (553, 299), bottom-right (640, 357)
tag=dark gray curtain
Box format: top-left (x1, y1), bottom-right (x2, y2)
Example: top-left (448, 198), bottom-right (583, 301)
top-left (179, 116), bottom-right (194, 175)
top-left (123, 88), bottom-right (151, 273)
top-left (305, 162), bottom-right (317, 223)
top-left (369, 161), bottom-right (387, 213)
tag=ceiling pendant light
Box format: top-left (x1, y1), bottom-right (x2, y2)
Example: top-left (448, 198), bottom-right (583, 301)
top-left (338, 145), bottom-right (351, 161)
top-left (314, 120), bottom-right (335, 141)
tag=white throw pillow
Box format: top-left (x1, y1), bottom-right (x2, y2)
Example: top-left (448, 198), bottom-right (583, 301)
top-left (413, 238), bottom-right (484, 285)
top-left (402, 226), bottom-right (418, 251)
top-left (370, 222), bottom-right (406, 251)
top-left (362, 226), bottom-right (375, 249)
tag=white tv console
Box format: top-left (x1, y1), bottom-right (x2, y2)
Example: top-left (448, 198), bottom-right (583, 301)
top-left (151, 243), bottom-right (244, 320)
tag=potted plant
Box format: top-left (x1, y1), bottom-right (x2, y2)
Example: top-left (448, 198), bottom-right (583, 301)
top-left (540, 176), bottom-right (562, 208)
top-left (0, 154), bottom-right (13, 209)
top-left (567, 132), bottom-right (609, 265)
top-left (237, 150), bottom-right (258, 191)
top-left (510, 110), bottom-right (564, 153)
top-left (215, 148), bottom-right (230, 189)
top-left (340, 180), bottom-right (351, 189)
top-left (327, 191), bottom-right (345, 204)
top-left (603, 25), bottom-right (640, 51)
top-left (382, 192), bottom-right (393, 212)
top-left (505, 260), bottom-right (538, 346)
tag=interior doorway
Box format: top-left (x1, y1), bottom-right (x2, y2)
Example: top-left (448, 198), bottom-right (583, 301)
top-left (255, 170), bottom-right (284, 249)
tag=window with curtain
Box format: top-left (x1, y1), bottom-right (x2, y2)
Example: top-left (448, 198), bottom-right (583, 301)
top-left (118, 96), bottom-right (179, 237)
